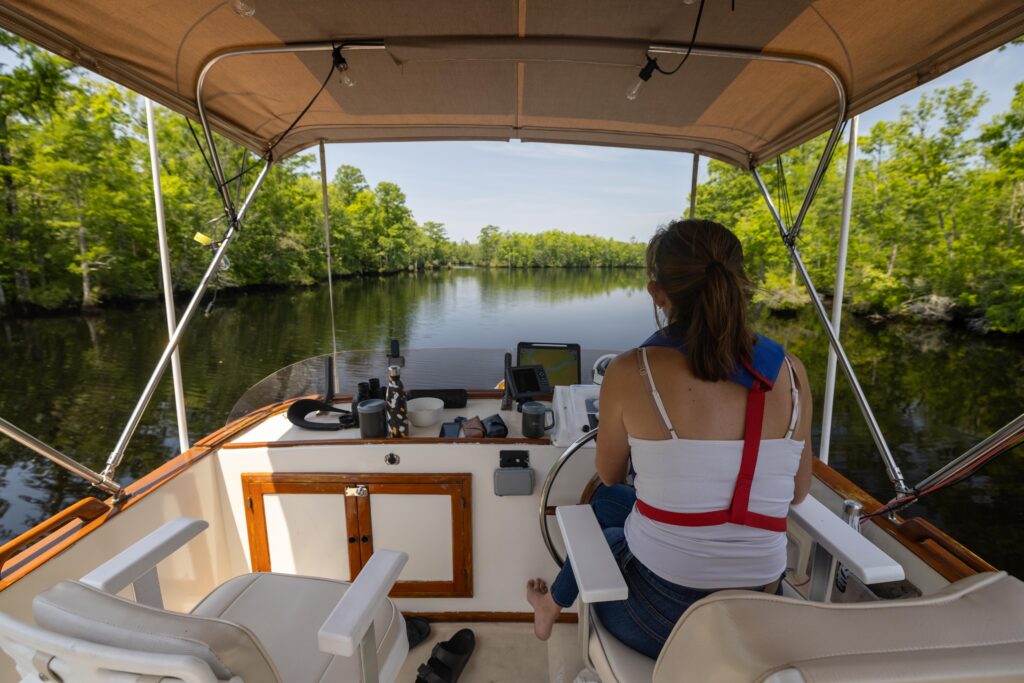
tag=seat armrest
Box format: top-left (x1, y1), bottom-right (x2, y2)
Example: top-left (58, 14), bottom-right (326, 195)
top-left (790, 497), bottom-right (904, 584)
top-left (556, 505), bottom-right (628, 604)
top-left (319, 549), bottom-right (408, 657)
top-left (80, 517), bottom-right (208, 595)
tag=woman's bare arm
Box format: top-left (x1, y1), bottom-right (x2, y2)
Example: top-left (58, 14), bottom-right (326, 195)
top-left (790, 353), bottom-right (814, 504)
top-left (595, 353), bottom-right (633, 486)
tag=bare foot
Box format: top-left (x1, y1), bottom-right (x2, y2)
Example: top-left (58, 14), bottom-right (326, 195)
top-left (526, 578), bottom-right (561, 641)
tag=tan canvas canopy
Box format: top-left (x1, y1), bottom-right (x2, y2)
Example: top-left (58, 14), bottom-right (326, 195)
top-left (0, 1), bottom-right (1022, 168)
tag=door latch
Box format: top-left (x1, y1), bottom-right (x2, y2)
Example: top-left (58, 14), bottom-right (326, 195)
top-left (345, 485), bottom-right (369, 497)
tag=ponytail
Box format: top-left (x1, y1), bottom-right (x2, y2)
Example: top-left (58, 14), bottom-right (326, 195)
top-left (647, 220), bottom-right (753, 382)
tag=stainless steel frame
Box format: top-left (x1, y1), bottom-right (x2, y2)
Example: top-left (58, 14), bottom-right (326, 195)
top-left (539, 428), bottom-right (599, 566)
top-left (0, 417), bottom-right (121, 496)
top-left (752, 168), bottom-right (909, 495)
top-left (102, 159), bottom-right (272, 479)
top-left (318, 140), bottom-right (340, 386)
top-left (914, 412), bottom-right (1024, 494)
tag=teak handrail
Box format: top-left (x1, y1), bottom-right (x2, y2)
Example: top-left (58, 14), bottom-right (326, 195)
top-left (0, 497), bottom-right (111, 572)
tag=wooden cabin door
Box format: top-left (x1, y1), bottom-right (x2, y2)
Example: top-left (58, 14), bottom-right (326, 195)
top-left (242, 472), bottom-right (472, 597)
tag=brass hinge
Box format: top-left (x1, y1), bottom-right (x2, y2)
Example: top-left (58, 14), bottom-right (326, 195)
top-left (460, 497), bottom-right (466, 509)
top-left (345, 485), bottom-right (369, 497)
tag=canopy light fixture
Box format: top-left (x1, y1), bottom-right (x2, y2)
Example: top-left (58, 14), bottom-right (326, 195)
top-left (332, 45), bottom-right (356, 88)
top-left (230, 0), bottom-right (255, 18)
top-left (626, 0), bottom-right (706, 101)
top-left (626, 57), bottom-right (658, 101)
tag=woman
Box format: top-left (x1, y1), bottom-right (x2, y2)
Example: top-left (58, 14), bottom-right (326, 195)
top-left (526, 219), bottom-right (813, 659)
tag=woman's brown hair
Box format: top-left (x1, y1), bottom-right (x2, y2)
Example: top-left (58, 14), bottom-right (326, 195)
top-left (646, 219), bottom-right (754, 382)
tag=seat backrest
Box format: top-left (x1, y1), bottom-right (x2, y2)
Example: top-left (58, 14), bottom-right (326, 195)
top-left (653, 571), bottom-right (1024, 683)
top-left (32, 579), bottom-right (280, 683)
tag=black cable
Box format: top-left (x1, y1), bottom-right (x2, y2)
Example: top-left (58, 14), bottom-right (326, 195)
top-left (652, 0), bottom-right (707, 76)
top-left (185, 116), bottom-right (221, 189)
top-left (775, 157), bottom-right (794, 229)
top-left (231, 148), bottom-right (250, 209)
top-left (630, 0), bottom-right (707, 90)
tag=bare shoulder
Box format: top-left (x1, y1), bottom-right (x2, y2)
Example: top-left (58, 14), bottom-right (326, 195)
top-left (600, 350), bottom-right (641, 400)
top-left (605, 349), bottom-right (640, 379)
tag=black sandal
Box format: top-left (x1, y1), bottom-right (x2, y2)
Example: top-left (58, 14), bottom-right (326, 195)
top-left (406, 616), bottom-right (431, 649)
top-left (415, 628), bottom-right (475, 683)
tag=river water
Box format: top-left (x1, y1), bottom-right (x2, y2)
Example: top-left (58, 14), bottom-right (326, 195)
top-left (1, 268), bottom-right (1022, 575)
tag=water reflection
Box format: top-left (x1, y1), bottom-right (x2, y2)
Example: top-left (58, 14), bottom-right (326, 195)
top-left (0, 268), bottom-right (1021, 574)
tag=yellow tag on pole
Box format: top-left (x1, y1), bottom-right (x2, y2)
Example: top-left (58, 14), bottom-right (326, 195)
top-left (193, 232), bottom-right (213, 246)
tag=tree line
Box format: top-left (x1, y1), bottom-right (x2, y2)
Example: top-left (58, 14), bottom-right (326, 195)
top-left (697, 78), bottom-right (1024, 333)
top-left (2, 32), bottom-right (1023, 332)
top-left (0, 34), bottom-right (643, 316)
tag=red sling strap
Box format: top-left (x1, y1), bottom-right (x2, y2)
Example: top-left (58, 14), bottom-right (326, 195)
top-left (635, 359), bottom-right (787, 533)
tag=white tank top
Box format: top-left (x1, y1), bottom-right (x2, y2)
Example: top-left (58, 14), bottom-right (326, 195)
top-left (622, 348), bottom-right (804, 589)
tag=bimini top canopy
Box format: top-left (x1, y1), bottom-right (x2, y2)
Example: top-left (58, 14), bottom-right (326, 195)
top-left (0, 1), bottom-right (1022, 168)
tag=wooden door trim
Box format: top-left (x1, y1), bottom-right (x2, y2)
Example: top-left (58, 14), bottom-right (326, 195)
top-left (241, 472), bottom-right (473, 597)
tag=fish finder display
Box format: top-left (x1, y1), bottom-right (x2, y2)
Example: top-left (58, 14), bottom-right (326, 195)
top-left (517, 342), bottom-right (581, 386)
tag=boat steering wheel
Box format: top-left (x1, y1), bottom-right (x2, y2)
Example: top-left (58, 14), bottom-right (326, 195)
top-left (538, 427), bottom-right (600, 566)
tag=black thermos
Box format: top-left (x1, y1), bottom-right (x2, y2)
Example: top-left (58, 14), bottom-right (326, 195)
top-left (352, 382), bottom-right (371, 426)
top-left (368, 377), bottom-right (382, 400)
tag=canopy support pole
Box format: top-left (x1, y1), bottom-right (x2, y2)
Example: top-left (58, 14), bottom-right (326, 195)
top-left (751, 163), bottom-right (909, 495)
top-left (914, 412), bottom-right (1024, 494)
top-left (103, 160), bottom-right (272, 481)
top-left (0, 417), bottom-right (121, 496)
top-left (819, 115), bottom-right (859, 465)
top-left (689, 154), bottom-right (699, 218)
top-left (144, 98), bottom-right (189, 455)
top-left (318, 140), bottom-right (339, 385)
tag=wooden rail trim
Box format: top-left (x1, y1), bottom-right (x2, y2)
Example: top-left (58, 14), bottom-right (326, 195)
top-left (812, 459), bottom-right (996, 581)
top-left (0, 497), bottom-right (110, 572)
top-left (0, 396), bottom-right (296, 591)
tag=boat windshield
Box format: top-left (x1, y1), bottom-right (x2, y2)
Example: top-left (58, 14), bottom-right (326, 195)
top-left (227, 347), bottom-right (618, 424)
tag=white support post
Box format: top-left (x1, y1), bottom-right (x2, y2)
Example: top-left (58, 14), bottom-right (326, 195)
top-left (820, 115), bottom-right (858, 464)
top-left (318, 140), bottom-right (339, 386)
top-left (689, 153), bottom-right (699, 218)
top-left (145, 98), bottom-right (189, 454)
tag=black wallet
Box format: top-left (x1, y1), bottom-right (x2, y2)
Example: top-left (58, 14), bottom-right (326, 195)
top-left (481, 414), bottom-right (508, 438)
top-left (439, 421), bottom-right (461, 438)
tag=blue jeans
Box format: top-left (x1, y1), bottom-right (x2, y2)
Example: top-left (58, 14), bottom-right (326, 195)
top-left (550, 484), bottom-right (782, 660)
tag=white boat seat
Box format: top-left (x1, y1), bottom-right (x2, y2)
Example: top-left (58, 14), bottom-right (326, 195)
top-left (192, 572), bottom-right (404, 682)
top-left (557, 505), bottom-right (1024, 683)
top-left (0, 518), bottom-right (408, 683)
top-left (34, 578), bottom-right (278, 682)
top-left (31, 571), bottom-right (407, 683)
top-left (652, 570), bottom-right (1024, 683)
top-left (589, 611), bottom-right (655, 683)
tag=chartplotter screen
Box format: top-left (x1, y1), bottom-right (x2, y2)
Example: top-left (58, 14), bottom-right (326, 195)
top-left (517, 343), bottom-right (581, 386)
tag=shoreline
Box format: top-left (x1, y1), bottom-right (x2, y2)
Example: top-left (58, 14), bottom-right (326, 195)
top-left (0, 266), bottom-right (1014, 338)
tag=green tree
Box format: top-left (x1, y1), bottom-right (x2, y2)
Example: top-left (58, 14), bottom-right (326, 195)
top-left (0, 32), bottom-right (71, 308)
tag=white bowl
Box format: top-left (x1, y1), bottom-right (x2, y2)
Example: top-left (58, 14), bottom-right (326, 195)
top-left (407, 397), bottom-right (444, 427)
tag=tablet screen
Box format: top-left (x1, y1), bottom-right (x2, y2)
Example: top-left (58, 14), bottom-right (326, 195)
top-left (517, 343), bottom-right (581, 386)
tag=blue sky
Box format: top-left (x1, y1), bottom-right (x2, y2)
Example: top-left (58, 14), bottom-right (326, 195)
top-left (322, 42), bottom-right (1024, 244)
